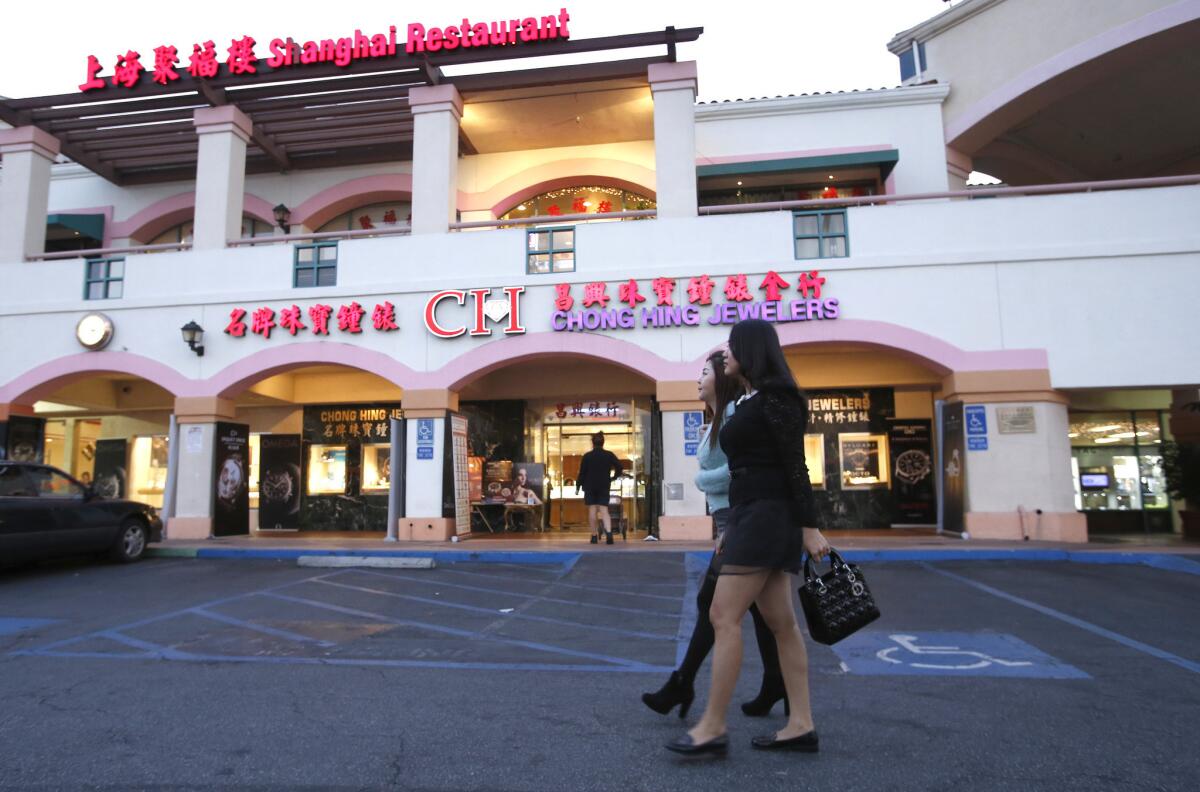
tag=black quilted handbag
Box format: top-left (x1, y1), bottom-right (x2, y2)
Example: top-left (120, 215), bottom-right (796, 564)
top-left (798, 549), bottom-right (880, 645)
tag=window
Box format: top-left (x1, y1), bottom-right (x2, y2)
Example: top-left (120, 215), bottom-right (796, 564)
top-left (793, 210), bottom-right (849, 259)
top-left (294, 242), bottom-right (337, 287)
top-left (501, 186), bottom-right (654, 221)
top-left (527, 227), bottom-right (575, 274)
top-left (0, 466), bottom-right (36, 497)
top-left (84, 257), bottom-right (124, 300)
top-left (25, 467), bottom-right (84, 499)
top-left (316, 202), bottom-right (411, 233)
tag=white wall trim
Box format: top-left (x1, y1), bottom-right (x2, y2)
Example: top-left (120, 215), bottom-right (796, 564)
top-left (695, 84), bottom-right (951, 122)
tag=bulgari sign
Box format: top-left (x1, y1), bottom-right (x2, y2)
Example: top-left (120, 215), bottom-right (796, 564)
top-left (550, 270), bottom-right (839, 332)
top-left (78, 8), bottom-right (572, 92)
top-left (221, 287), bottom-right (525, 341)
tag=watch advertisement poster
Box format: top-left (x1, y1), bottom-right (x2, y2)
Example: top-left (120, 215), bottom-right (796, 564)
top-left (942, 403), bottom-right (967, 536)
top-left (212, 422), bottom-right (250, 537)
top-left (1, 415), bottom-right (46, 463)
top-left (93, 438), bottom-right (128, 499)
top-left (258, 434), bottom-right (302, 531)
top-left (888, 419), bottom-right (936, 525)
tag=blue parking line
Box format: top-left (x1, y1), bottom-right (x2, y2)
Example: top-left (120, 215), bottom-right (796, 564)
top-left (925, 564), bottom-right (1200, 675)
top-left (433, 566), bottom-right (683, 602)
top-left (0, 617), bottom-right (61, 636)
top-left (190, 607), bottom-right (337, 648)
top-left (99, 630), bottom-right (189, 660)
top-left (348, 569), bottom-right (679, 619)
top-left (263, 591), bottom-right (654, 669)
top-left (307, 578), bottom-right (674, 641)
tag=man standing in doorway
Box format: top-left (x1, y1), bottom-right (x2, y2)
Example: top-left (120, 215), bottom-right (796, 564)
top-left (576, 431), bottom-right (623, 545)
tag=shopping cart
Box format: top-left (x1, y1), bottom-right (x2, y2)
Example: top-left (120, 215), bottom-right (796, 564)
top-left (607, 489), bottom-right (627, 542)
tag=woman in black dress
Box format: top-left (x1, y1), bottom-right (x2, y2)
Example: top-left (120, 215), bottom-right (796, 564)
top-left (667, 319), bottom-right (830, 756)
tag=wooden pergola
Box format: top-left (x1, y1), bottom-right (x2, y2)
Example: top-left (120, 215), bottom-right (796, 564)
top-left (0, 27), bottom-right (701, 186)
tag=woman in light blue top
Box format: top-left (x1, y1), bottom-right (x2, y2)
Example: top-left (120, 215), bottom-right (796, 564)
top-left (642, 351), bottom-right (786, 720)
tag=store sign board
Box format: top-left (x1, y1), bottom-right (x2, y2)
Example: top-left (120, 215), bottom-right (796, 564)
top-left (942, 403), bottom-right (967, 535)
top-left (258, 434), bottom-right (302, 532)
top-left (212, 422), bottom-right (250, 537)
top-left (424, 287), bottom-right (526, 339)
top-left (888, 419), bottom-right (936, 525)
top-left (77, 9), bottom-right (571, 92)
top-left (997, 406), bottom-right (1037, 434)
top-left (551, 270), bottom-right (838, 333)
top-left (545, 400), bottom-right (629, 423)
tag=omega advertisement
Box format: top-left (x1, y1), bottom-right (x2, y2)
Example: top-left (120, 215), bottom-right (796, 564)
top-left (258, 434), bottom-right (302, 532)
top-left (212, 422), bottom-right (250, 537)
top-left (93, 438), bottom-right (128, 499)
top-left (942, 403), bottom-right (967, 536)
top-left (0, 416), bottom-right (46, 463)
top-left (888, 419), bottom-right (936, 525)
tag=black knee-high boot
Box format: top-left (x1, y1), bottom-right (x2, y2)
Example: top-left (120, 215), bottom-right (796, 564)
top-left (741, 603), bottom-right (789, 716)
top-left (641, 559), bottom-right (717, 718)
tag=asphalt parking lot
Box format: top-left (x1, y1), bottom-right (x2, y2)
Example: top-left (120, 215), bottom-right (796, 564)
top-left (1, 552), bottom-right (1198, 792)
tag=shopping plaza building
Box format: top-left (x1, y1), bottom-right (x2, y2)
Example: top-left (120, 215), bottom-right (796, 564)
top-left (1, 0), bottom-right (1198, 543)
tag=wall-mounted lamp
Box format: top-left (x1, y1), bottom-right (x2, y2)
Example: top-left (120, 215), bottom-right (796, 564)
top-left (180, 321), bottom-right (205, 357)
top-left (273, 203), bottom-right (292, 234)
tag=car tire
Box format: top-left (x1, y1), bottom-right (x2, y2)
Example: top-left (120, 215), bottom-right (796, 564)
top-left (111, 519), bottom-right (147, 563)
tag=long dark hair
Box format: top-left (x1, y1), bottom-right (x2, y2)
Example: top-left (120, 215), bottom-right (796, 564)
top-left (706, 350), bottom-right (743, 439)
top-left (728, 319), bottom-right (803, 400)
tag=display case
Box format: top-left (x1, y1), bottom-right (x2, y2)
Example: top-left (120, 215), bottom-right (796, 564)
top-left (804, 434), bottom-right (826, 489)
top-left (838, 433), bottom-right (889, 490)
top-left (360, 443), bottom-right (391, 493)
top-left (129, 435), bottom-right (169, 507)
top-left (307, 445), bottom-right (347, 494)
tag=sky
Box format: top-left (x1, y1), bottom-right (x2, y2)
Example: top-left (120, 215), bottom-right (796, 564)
top-left (0, 0), bottom-right (955, 101)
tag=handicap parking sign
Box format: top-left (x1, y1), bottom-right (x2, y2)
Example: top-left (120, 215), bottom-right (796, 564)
top-left (965, 405), bottom-right (988, 435)
top-left (831, 631), bottom-right (1089, 679)
top-left (417, 418), bottom-right (435, 445)
top-left (417, 446), bottom-right (434, 460)
top-left (683, 411), bottom-right (703, 443)
top-left (684, 442), bottom-right (698, 456)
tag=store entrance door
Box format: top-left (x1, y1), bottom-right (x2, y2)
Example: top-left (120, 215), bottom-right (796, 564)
top-left (545, 422), bottom-right (645, 534)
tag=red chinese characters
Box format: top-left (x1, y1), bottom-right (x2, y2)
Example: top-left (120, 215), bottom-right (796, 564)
top-left (597, 200), bottom-right (612, 213)
top-left (687, 275), bottom-right (715, 305)
top-left (571, 197), bottom-right (587, 214)
top-left (582, 282), bottom-right (610, 308)
top-left (759, 270), bottom-right (790, 302)
top-left (226, 36), bottom-right (258, 75)
top-left (796, 270), bottom-right (826, 298)
top-left (554, 284), bottom-right (574, 312)
top-left (651, 277), bottom-right (676, 307)
top-left (338, 302), bottom-right (365, 333)
top-left (279, 305), bottom-right (307, 336)
top-left (78, 55), bottom-right (106, 92)
top-left (308, 304), bottom-right (333, 335)
top-left (250, 307), bottom-right (276, 338)
top-left (224, 308), bottom-right (248, 337)
top-left (382, 209), bottom-right (397, 224)
top-left (152, 45), bottom-right (180, 85)
top-left (188, 41), bottom-right (220, 78)
top-left (112, 50), bottom-right (144, 88)
top-left (372, 302), bottom-right (399, 331)
top-left (618, 279), bottom-right (646, 307)
top-left (546, 205), bottom-right (562, 216)
top-left (723, 274), bottom-right (754, 302)
top-left (358, 215), bottom-right (375, 230)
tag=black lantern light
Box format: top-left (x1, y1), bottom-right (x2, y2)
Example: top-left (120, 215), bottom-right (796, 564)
top-left (181, 321), bottom-right (205, 357)
top-left (273, 203), bottom-right (292, 234)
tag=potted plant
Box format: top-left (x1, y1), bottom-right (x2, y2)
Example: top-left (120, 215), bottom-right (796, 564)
top-left (1162, 441), bottom-right (1200, 540)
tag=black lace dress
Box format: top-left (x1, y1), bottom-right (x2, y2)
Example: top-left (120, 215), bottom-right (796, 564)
top-left (716, 388), bottom-right (819, 573)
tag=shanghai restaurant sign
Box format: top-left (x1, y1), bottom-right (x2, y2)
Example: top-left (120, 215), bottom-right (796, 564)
top-left (550, 270), bottom-right (839, 333)
top-left (77, 8), bottom-right (572, 92)
top-left (221, 287), bottom-right (525, 341)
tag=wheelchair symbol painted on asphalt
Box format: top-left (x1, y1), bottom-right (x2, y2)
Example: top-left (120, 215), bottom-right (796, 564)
top-left (831, 631), bottom-right (1090, 678)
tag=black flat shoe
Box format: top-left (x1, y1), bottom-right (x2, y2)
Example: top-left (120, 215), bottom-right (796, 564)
top-left (665, 734), bottom-right (729, 756)
top-left (741, 677), bottom-right (790, 717)
top-left (641, 671), bottom-right (695, 719)
top-left (750, 730), bottom-right (819, 752)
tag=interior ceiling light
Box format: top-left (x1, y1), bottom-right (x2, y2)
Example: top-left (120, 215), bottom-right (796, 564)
top-left (1094, 437), bottom-right (1122, 444)
top-left (1087, 424), bottom-right (1123, 432)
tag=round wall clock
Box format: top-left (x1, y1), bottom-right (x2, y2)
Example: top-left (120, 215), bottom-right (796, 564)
top-left (75, 313), bottom-right (114, 350)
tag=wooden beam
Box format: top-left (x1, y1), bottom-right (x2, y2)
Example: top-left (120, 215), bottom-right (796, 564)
top-left (249, 98), bottom-right (411, 124)
top-left (272, 123), bottom-right (413, 145)
top-left (453, 56), bottom-right (668, 95)
top-left (45, 107), bottom-right (198, 132)
top-left (194, 78), bottom-right (291, 172)
top-left (284, 132), bottom-right (412, 153)
top-left (228, 70), bottom-right (425, 102)
top-left (29, 93), bottom-right (206, 121)
top-left (260, 111), bottom-right (410, 133)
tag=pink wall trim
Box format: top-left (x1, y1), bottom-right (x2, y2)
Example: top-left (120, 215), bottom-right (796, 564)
top-left (47, 205), bottom-right (115, 248)
top-left (488, 175), bottom-right (659, 218)
top-left (290, 174), bottom-right (414, 231)
top-left (459, 158), bottom-right (656, 214)
top-left (945, 1), bottom-right (1200, 148)
top-left (697, 145), bottom-right (895, 167)
top-left (0, 352), bottom-right (195, 405)
top-left (206, 342), bottom-right (420, 399)
top-left (110, 192), bottom-right (277, 243)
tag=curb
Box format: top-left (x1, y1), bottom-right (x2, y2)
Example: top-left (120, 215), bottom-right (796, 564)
top-left (145, 545), bottom-right (1200, 575)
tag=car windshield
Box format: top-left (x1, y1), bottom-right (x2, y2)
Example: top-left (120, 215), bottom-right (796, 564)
top-left (0, 466), bottom-right (36, 497)
top-left (24, 467), bottom-right (84, 499)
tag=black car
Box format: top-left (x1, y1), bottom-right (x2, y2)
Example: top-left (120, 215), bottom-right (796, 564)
top-left (0, 461), bottom-right (163, 566)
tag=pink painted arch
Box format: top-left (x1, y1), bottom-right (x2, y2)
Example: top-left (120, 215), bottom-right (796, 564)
top-left (110, 192), bottom-right (278, 244)
top-left (204, 342), bottom-right (420, 399)
top-left (290, 174), bottom-right (414, 231)
top-left (0, 352), bottom-right (197, 405)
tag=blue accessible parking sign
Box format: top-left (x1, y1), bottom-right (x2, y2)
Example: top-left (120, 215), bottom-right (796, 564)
top-left (831, 631), bottom-right (1089, 679)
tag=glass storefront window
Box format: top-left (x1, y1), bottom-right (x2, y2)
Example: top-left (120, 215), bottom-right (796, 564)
top-left (1070, 410), bottom-right (1169, 515)
top-left (500, 186), bottom-right (655, 221)
top-left (128, 435), bottom-right (169, 508)
top-left (1068, 412), bottom-right (1135, 447)
top-left (307, 445), bottom-right (347, 494)
top-left (316, 202), bottom-right (411, 233)
top-left (804, 434), bottom-right (826, 489)
top-left (837, 433), bottom-right (889, 490)
top-left (361, 443), bottom-right (391, 493)
top-left (248, 434), bottom-right (261, 508)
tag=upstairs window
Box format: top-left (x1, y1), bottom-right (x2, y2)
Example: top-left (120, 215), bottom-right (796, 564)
top-left (84, 257), bottom-right (124, 300)
top-left (527, 227), bottom-right (575, 274)
top-left (793, 210), bottom-right (849, 259)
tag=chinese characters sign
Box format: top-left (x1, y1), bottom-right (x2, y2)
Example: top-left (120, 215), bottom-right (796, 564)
top-left (545, 400), bottom-right (628, 423)
top-left (551, 270), bottom-right (839, 332)
top-left (77, 9), bottom-right (571, 93)
top-left (313, 406), bottom-right (403, 442)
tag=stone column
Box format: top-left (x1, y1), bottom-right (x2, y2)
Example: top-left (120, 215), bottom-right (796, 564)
top-left (398, 389), bottom-right (460, 540)
top-left (408, 85), bottom-right (463, 234)
top-left (0, 127), bottom-right (60, 262)
top-left (166, 396), bottom-right (237, 539)
top-left (940, 370), bottom-right (1086, 542)
top-left (192, 107), bottom-right (252, 251)
top-left (655, 380), bottom-right (711, 541)
top-left (648, 62), bottom-right (698, 219)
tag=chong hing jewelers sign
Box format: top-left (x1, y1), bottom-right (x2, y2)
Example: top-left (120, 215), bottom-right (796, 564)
top-left (550, 270), bottom-right (839, 332)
